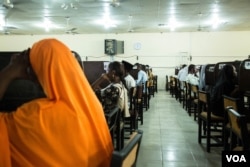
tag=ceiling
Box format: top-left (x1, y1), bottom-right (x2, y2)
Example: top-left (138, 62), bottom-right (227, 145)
top-left (0, 0), bottom-right (250, 35)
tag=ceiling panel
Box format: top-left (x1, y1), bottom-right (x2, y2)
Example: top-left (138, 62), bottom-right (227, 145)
top-left (0, 0), bottom-right (250, 35)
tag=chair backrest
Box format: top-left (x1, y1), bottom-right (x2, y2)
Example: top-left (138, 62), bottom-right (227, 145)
top-left (105, 106), bottom-right (120, 132)
top-left (144, 81), bottom-right (148, 94)
top-left (183, 81), bottom-right (188, 95)
top-left (223, 95), bottom-right (239, 111)
top-left (198, 90), bottom-right (209, 114)
top-left (173, 77), bottom-right (178, 91)
top-left (198, 90), bottom-right (208, 103)
top-left (170, 76), bottom-right (175, 86)
top-left (205, 64), bottom-right (215, 86)
top-left (190, 84), bottom-right (199, 99)
top-left (136, 85), bottom-right (143, 99)
top-left (129, 87), bottom-right (136, 110)
top-left (226, 107), bottom-right (249, 150)
top-left (110, 130), bottom-right (143, 167)
top-left (214, 61), bottom-right (234, 82)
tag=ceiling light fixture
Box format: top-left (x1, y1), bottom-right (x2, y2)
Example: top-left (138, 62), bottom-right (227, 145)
top-left (209, 14), bottom-right (226, 29)
top-left (61, 1), bottom-right (77, 10)
top-left (110, 0), bottom-right (120, 7)
top-left (44, 18), bottom-right (52, 32)
top-left (168, 17), bottom-right (179, 31)
top-left (94, 13), bottom-right (118, 29)
top-left (2, 0), bottom-right (14, 9)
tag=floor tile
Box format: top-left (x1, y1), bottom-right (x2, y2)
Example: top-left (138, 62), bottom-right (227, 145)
top-left (136, 91), bottom-right (222, 167)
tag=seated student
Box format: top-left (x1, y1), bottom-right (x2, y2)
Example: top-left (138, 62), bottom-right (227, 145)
top-left (122, 61), bottom-right (136, 112)
top-left (198, 64), bottom-right (207, 90)
top-left (210, 64), bottom-right (242, 117)
top-left (92, 61), bottom-right (130, 117)
top-left (186, 64), bottom-right (199, 85)
top-left (177, 64), bottom-right (188, 89)
top-left (177, 64), bottom-right (188, 81)
top-left (146, 65), bottom-right (154, 89)
top-left (0, 38), bottom-right (113, 167)
top-left (134, 63), bottom-right (148, 93)
top-left (122, 61), bottom-right (136, 96)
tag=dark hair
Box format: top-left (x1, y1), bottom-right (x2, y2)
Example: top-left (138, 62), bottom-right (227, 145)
top-left (217, 64), bottom-right (235, 84)
top-left (109, 61), bottom-right (128, 90)
top-left (108, 61), bottom-right (124, 79)
top-left (210, 64), bottom-right (236, 116)
top-left (188, 64), bottom-right (195, 73)
top-left (181, 64), bottom-right (187, 69)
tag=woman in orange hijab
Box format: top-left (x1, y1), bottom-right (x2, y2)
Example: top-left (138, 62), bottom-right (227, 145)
top-left (0, 38), bottom-right (113, 167)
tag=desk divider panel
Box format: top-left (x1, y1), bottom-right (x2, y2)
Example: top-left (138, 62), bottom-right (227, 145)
top-left (205, 64), bottom-right (215, 86)
top-left (239, 59), bottom-right (250, 91)
top-left (83, 61), bottom-right (110, 88)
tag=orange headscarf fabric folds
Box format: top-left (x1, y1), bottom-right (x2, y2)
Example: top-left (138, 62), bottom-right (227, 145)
top-left (0, 39), bottom-right (113, 167)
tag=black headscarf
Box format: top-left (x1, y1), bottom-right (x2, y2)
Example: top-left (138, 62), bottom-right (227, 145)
top-left (210, 64), bottom-right (236, 116)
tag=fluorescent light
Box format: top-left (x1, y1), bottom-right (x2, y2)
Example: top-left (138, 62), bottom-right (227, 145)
top-left (94, 14), bottom-right (118, 29)
top-left (34, 18), bottom-right (61, 32)
top-left (209, 14), bottom-right (226, 29)
top-left (168, 17), bottom-right (180, 31)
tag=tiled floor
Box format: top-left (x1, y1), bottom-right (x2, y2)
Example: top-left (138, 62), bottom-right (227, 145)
top-left (136, 90), bottom-right (222, 167)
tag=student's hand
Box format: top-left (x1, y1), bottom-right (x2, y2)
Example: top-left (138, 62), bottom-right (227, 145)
top-left (101, 73), bottom-right (110, 81)
top-left (6, 49), bottom-right (29, 80)
top-left (0, 49), bottom-right (30, 100)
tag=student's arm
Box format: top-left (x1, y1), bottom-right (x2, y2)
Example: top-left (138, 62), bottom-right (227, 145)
top-left (91, 73), bottom-right (110, 90)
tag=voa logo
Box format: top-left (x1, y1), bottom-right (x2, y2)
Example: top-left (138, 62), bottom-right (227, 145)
top-left (226, 155), bottom-right (247, 163)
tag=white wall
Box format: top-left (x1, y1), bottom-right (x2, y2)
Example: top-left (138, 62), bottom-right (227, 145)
top-left (1, 31), bottom-right (250, 90)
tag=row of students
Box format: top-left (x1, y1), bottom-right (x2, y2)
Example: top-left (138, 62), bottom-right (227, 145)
top-left (176, 63), bottom-right (243, 117)
top-left (91, 61), bottom-right (153, 117)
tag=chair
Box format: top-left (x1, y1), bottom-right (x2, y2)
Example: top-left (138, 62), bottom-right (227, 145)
top-left (226, 107), bottom-right (250, 151)
top-left (223, 95), bottom-right (241, 150)
top-left (153, 75), bottom-right (158, 93)
top-left (135, 85), bottom-right (143, 125)
top-left (173, 77), bottom-right (179, 100)
top-left (148, 77), bottom-right (155, 98)
top-left (173, 77), bottom-right (184, 103)
top-left (198, 90), bottom-right (224, 152)
top-left (177, 79), bottom-right (185, 104)
top-left (169, 76), bottom-right (175, 97)
top-left (142, 82), bottom-right (149, 111)
top-left (124, 87), bottom-right (137, 135)
top-left (116, 112), bottom-right (125, 151)
top-left (183, 81), bottom-right (190, 111)
top-left (105, 106), bottom-right (120, 146)
top-left (110, 130), bottom-right (143, 167)
top-left (190, 84), bottom-right (199, 121)
top-left (181, 81), bottom-right (187, 107)
top-left (186, 83), bottom-right (195, 116)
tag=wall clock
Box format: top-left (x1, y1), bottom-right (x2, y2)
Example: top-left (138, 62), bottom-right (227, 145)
top-left (134, 42), bottom-right (141, 50)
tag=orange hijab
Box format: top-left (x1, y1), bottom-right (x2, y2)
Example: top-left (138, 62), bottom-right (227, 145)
top-left (0, 38), bottom-right (113, 167)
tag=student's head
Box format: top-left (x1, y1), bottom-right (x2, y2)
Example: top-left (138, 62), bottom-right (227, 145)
top-left (188, 64), bottom-right (195, 74)
top-left (107, 61), bottom-right (124, 82)
top-left (181, 64), bottom-right (187, 69)
top-left (217, 64), bottom-right (237, 84)
top-left (122, 60), bottom-right (133, 73)
top-left (17, 48), bottom-right (37, 82)
top-left (223, 64), bottom-right (237, 80)
top-left (134, 63), bottom-right (142, 70)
